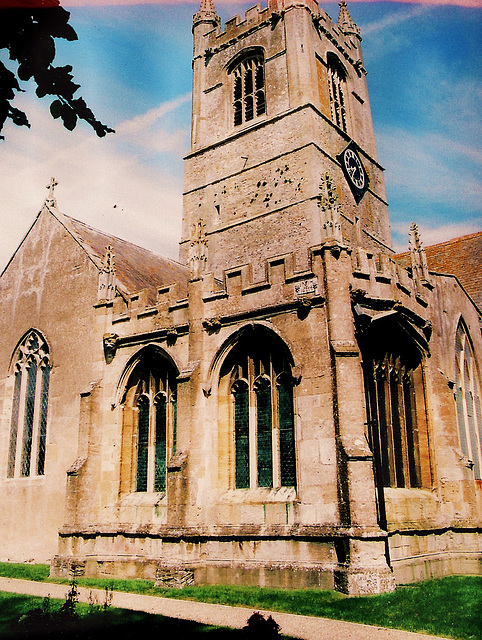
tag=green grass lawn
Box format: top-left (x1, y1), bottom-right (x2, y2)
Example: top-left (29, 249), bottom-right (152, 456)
top-left (0, 563), bottom-right (480, 639)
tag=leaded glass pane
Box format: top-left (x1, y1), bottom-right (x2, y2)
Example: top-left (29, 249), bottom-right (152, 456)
top-left (403, 376), bottom-right (420, 488)
top-left (234, 386), bottom-right (249, 489)
top-left (465, 387), bottom-right (481, 479)
top-left (136, 398), bottom-right (149, 492)
top-left (8, 370), bottom-right (22, 478)
top-left (474, 394), bottom-right (482, 480)
top-left (37, 366), bottom-right (50, 476)
top-left (21, 361), bottom-right (37, 477)
top-left (256, 383), bottom-right (273, 488)
top-left (154, 396), bottom-right (167, 492)
top-left (278, 383), bottom-right (296, 487)
top-left (389, 375), bottom-right (405, 488)
top-left (375, 372), bottom-right (391, 487)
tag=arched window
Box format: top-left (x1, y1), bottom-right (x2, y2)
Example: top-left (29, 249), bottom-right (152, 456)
top-left (7, 331), bottom-right (51, 478)
top-left (120, 349), bottom-right (177, 494)
top-left (365, 355), bottom-right (422, 490)
top-left (455, 322), bottom-right (481, 479)
top-left (231, 54), bottom-right (266, 127)
top-left (327, 53), bottom-right (347, 132)
top-left (220, 329), bottom-right (296, 489)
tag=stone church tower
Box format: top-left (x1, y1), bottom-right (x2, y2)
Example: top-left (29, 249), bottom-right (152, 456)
top-left (182, 0), bottom-right (391, 280)
top-left (0, 0), bottom-right (480, 596)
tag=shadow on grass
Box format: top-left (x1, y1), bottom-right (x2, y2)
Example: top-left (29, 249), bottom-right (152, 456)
top-left (0, 594), bottom-right (296, 640)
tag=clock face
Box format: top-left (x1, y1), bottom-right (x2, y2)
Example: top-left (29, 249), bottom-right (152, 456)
top-left (343, 149), bottom-right (365, 189)
top-left (336, 142), bottom-right (369, 204)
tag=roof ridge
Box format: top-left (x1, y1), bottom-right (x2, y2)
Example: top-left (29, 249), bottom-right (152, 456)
top-left (423, 230), bottom-right (482, 249)
top-left (394, 230), bottom-right (482, 257)
top-left (62, 213), bottom-right (186, 268)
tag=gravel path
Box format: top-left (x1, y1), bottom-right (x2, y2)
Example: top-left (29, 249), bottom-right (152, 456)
top-left (0, 577), bottom-right (448, 640)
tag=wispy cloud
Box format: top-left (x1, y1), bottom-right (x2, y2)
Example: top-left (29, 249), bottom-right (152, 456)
top-left (116, 93), bottom-right (191, 136)
top-left (361, 4), bottom-right (432, 36)
top-left (392, 220), bottom-right (482, 252)
top-left (0, 93), bottom-right (191, 272)
top-left (378, 126), bottom-right (482, 211)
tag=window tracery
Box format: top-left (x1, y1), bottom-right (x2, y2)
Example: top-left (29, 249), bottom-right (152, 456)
top-left (7, 331), bottom-right (51, 478)
top-left (232, 54), bottom-right (266, 127)
top-left (220, 330), bottom-right (296, 490)
top-left (120, 350), bottom-right (177, 494)
top-left (327, 54), bottom-right (347, 132)
top-left (365, 356), bottom-right (422, 490)
top-left (455, 322), bottom-right (481, 479)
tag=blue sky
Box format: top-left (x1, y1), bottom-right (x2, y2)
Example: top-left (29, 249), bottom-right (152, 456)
top-left (0, 1), bottom-right (481, 271)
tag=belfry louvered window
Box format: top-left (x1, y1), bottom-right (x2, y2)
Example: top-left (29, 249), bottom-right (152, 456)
top-left (454, 322), bottom-right (482, 479)
top-left (232, 54), bottom-right (266, 127)
top-left (327, 53), bottom-right (347, 132)
top-left (7, 331), bottom-right (51, 478)
top-left (221, 329), bottom-right (297, 490)
top-left (120, 349), bottom-right (177, 494)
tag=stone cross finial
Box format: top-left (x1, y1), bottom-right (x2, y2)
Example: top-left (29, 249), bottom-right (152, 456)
top-left (45, 177), bottom-right (58, 208)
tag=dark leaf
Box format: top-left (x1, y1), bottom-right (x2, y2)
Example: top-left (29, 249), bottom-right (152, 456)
top-left (60, 103), bottom-right (77, 130)
top-left (0, 4), bottom-right (113, 139)
top-left (17, 63), bottom-right (33, 81)
top-left (0, 63), bottom-right (21, 99)
top-left (8, 105), bottom-right (30, 128)
top-left (50, 99), bottom-right (62, 119)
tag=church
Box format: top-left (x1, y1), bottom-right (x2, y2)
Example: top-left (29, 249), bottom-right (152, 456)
top-left (0, 0), bottom-right (480, 595)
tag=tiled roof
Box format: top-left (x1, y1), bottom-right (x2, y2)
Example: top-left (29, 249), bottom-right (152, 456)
top-left (395, 231), bottom-right (482, 310)
top-left (60, 213), bottom-right (189, 304)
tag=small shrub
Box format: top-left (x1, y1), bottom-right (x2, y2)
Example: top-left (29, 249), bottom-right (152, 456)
top-left (243, 611), bottom-right (281, 639)
top-left (58, 579), bottom-right (80, 620)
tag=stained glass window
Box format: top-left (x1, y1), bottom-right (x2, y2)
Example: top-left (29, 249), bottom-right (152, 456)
top-left (7, 331), bottom-right (50, 478)
top-left (222, 329), bottom-right (297, 490)
top-left (365, 355), bottom-right (422, 489)
top-left (455, 322), bottom-right (481, 479)
top-left (122, 349), bottom-right (178, 494)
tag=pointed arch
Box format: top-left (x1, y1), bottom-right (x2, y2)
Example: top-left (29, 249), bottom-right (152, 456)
top-left (217, 325), bottom-right (297, 490)
top-left (454, 319), bottom-right (481, 479)
top-left (327, 52), bottom-right (347, 132)
top-left (227, 47), bottom-right (267, 127)
top-left (7, 329), bottom-right (51, 478)
top-left (118, 345), bottom-right (179, 494)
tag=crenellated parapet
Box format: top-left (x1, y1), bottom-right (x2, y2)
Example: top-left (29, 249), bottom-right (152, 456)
top-left (200, 249), bottom-right (325, 327)
top-left (195, 0), bottom-right (360, 71)
top-left (350, 247), bottom-right (434, 335)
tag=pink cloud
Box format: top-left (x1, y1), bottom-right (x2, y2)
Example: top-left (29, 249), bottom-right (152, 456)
top-left (2, 0), bottom-right (479, 9)
top-left (56, 0), bottom-right (481, 8)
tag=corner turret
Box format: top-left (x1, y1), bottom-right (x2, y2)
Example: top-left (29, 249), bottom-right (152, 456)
top-left (338, 0), bottom-right (360, 38)
top-left (193, 0), bottom-right (220, 57)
